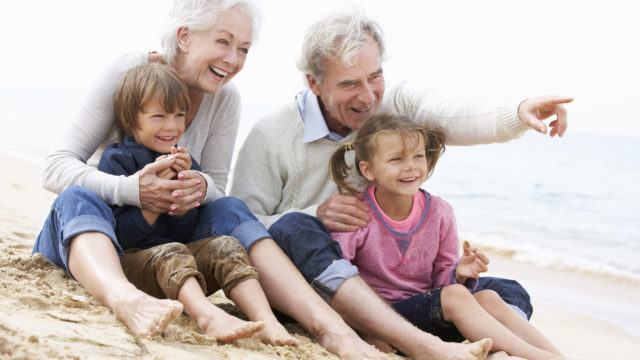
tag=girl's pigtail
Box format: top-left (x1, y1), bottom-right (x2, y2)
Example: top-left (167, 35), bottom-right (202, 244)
top-left (329, 143), bottom-right (358, 194)
top-left (423, 128), bottom-right (446, 178)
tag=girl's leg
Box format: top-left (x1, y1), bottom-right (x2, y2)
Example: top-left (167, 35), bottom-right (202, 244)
top-left (474, 290), bottom-right (563, 356)
top-left (34, 186), bottom-right (182, 336)
top-left (442, 284), bottom-right (562, 360)
top-left (187, 236), bottom-right (297, 346)
top-left (120, 242), bottom-right (264, 343)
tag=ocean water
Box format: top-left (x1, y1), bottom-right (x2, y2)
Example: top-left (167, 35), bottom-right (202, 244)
top-left (2, 89), bottom-right (639, 284)
top-left (427, 131), bottom-right (640, 283)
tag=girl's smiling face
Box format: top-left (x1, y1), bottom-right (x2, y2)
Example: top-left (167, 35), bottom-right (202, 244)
top-left (359, 130), bottom-right (428, 203)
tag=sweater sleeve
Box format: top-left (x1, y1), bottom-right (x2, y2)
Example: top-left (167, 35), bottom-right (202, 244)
top-left (231, 121), bottom-right (288, 226)
top-left (197, 85), bottom-right (241, 203)
top-left (331, 228), bottom-right (367, 261)
top-left (383, 82), bottom-right (528, 146)
top-left (42, 54), bottom-right (141, 206)
top-left (431, 200), bottom-right (460, 288)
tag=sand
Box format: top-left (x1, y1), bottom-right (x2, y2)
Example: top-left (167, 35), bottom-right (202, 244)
top-left (1, 153), bottom-right (639, 359)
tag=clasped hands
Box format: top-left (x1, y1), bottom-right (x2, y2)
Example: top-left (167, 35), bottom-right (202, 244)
top-left (455, 241), bottom-right (490, 284)
top-left (139, 146), bottom-right (207, 217)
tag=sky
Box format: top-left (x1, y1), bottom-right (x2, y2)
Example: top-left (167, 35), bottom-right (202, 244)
top-left (1, 0), bottom-right (639, 137)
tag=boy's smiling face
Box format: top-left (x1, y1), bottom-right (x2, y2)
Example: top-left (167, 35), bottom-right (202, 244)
top-left (132, 97), bottom-right (186, 154)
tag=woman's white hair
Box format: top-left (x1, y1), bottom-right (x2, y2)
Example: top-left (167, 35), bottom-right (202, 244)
top-left (161, 0), bottom-right (261, 65)
top-left (297, 8), bottom-right (386, 83)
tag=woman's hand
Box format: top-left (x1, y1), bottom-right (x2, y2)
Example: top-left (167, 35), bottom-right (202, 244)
top-left (155, 155), bottom-right (177, 180)
top-left (168, 170), bottom-right (207, 216)
top-left (455, 241), bottom-right (490, 284)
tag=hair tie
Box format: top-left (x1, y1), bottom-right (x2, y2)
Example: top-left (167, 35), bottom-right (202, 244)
top-left (343, 142), bottom-right (353, 151)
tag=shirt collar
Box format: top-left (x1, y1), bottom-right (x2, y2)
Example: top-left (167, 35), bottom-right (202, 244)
top-left (296, 89), bottom-right (347, 143)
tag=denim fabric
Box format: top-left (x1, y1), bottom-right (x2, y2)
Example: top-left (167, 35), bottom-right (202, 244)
top-left (393, 277), bottom-right (533, 342)
top-left (191, 196), bottom-right (271, 249)
top-left (33, 186), bottom-right (122, 273)
top-left (269, 212), bottom-right (359, 301)
top-left (392, 288), bottom-right (455, 338)
top-left (475, 277), bottom-right (533, 320)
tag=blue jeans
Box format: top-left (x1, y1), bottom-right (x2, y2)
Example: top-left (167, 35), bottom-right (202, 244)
top-left (33, 186), bottom-right (271, 273)
top-left (269, 212), bottom-right (533, 319)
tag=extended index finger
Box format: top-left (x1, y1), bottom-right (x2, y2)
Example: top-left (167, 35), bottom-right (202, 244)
top-left (540, 95), bottom-right (574, 107)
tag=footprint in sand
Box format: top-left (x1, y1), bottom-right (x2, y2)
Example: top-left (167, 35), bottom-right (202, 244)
top-left (16, 296), bottom-right (52, 311)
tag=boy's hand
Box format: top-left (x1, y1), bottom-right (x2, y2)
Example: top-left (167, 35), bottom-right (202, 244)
top-left (455, 241), bottom-right (490, 284)
top-left (170, 146), bottom-right (192, 173)
top-left (155, 155), bottom-right (177, 180)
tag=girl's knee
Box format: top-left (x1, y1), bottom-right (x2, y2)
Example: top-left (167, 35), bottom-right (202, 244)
top-left (474, 289), bottom-right (506, 311)
top-left (441, 284), bottom-right (474, 307)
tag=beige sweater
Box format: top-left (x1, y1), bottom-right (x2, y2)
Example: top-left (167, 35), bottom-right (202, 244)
top-left (230, 82), bottom-right (528, 227)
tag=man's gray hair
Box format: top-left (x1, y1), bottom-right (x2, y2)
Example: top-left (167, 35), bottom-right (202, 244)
top-left (297, 9), bottom-right (386, 83)
top-left (161, 0), bottom-right (261, 65)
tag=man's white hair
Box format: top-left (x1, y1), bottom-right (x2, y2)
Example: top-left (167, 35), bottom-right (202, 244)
top-left (161, 0), bottom-right (261, 65)
top-left (297, 8), bottom-right (386, 83)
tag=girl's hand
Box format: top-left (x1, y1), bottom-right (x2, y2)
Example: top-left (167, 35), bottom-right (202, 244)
top-left (170, 146), bottom-right (192, 173)
top-left (455, 241), bottom-right (490, 284)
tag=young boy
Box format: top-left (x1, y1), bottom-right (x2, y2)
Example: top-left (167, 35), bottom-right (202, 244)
top-left (98, 63), bottom-right (297, 345)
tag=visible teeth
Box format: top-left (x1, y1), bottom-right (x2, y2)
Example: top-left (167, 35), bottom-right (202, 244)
top-left (157, 136), bottom-right (175, 141)
top-left (400, 177), bottom-right (417, 182)
top-left (352, 106), bottom-right (372, 113)
top-left (209, 66), bottom-right (228, 77)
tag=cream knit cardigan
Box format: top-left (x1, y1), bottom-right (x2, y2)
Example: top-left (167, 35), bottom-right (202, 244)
top-left (231, 82), bottom-right (527, 227)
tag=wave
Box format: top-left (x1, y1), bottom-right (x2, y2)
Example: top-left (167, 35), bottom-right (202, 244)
top-left (462, 233), bottom-right (640, 286)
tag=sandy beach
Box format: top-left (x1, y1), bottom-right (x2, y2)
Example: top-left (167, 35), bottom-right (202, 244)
top-left (1, 153), bottom-right (639, 359)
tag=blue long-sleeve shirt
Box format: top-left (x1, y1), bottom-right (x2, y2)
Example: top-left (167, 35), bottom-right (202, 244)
top-left (98, 137), bottom-right (201, 250)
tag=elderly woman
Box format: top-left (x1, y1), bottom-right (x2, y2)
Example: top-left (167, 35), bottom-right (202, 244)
top-left (33, 0), bottom-right (304, 345)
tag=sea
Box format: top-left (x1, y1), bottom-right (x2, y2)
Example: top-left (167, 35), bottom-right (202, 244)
top-left (2, 89), bottom-right (639, 332)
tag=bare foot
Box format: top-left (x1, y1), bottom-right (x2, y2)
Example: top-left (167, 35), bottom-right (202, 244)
top-left (435, 338), bottom-right (492, 360)
top-left (255, 319), bottom-right (299, 346)
top-left (112, 289), bottom-right (183, 336)
top-left (486, 351), bottom-right (526, 360)
top-left (198, 312), bottom-right (264, 343)
top-left (316, 326), bottom-right (387, 360)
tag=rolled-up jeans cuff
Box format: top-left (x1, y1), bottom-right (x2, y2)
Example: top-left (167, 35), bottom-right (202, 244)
top-left (509, 304), bottom-right (528, 320)
top-left (61, 215), bottom-right (123, 272)
top-left (311, 259), bottom-right (359, 303)
top-left (232, 220), bottom-right (271, 249)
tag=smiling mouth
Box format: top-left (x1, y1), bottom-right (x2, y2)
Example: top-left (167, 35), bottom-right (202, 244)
top-left (351, 105), bottom-right (374, 114)
top-left (399, 177), bottom-right (418, 183)
top-left (209, 66), bottom-right (229, 79)
top-left (156, 135), bottom-right (177, 142)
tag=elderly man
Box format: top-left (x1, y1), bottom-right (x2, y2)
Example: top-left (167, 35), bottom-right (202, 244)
top-left (231, 11), bottom-right (570, 360)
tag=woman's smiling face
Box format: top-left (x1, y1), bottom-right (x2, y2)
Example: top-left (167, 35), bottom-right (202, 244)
top-left (176, 6), bottom-right (252, 94)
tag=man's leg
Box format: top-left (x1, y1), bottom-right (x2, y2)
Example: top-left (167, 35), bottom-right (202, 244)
top-left (33, 186), bottom-right (183, 336)
top-left (269, 213), bottom-right (492, 360)
top-left (195, 198), bottom-right (384, 359)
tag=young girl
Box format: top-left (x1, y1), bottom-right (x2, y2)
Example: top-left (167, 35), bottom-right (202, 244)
top-left (97, 63), bottom-right (297, 346)
top-left (329, 113), bottom-right (564, 360)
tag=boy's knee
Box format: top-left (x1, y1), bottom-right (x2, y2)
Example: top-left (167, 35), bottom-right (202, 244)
top-left (206, 236), bottom-right (250, 262)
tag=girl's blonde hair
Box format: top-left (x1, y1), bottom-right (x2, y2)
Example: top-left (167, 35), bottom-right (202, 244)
top-left (329, 113), bottom-right (445, 194)
top-left (114, 63), bottom-right (190, 138)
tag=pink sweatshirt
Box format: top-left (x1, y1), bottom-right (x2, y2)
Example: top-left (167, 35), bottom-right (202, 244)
top-left (332, 186), bottom-right (460, 302)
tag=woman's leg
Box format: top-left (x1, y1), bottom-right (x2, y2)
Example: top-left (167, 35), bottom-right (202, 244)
top-left (34, 186), bottom-right (183, 336)
top-left (186, 236), bottom-right (297, 346)
top-left (121, 242), bottom-right (264, 342)
top-left (474, 290), bottom-right (563, 356)
top-left (441, 284), bottom-right (562, 360)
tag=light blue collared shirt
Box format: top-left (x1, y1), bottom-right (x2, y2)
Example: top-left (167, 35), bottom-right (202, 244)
top-left (296, 89), bottom-right (347, 143)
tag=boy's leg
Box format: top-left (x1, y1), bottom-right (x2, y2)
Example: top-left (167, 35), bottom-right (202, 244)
top-left (33, 186), bottom-right (182, 336)
top-left (441, 284), bottom-right (561, 360)
top-left (270, 213), bottom-right (493, 360)
top-left (187, 236), bottom-right (298, 346)
top-left (121, 242), bottom-right (263, 342)
top-left (473, 290), bottom-right (562, 355)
